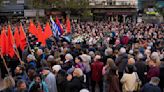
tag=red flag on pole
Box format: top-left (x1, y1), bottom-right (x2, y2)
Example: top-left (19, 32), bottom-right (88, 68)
top-left (7, 25), bottom-right (15, 58)
top-left (0, 27), bottom-right (8, 56)
top-left (44, 22), bottom-right (52, 39)
top-left (66, 17), bottom-right (71, 33)
top-left (37, 22), bottom-right (46, 46)
top-left (14, 26), bottom-right (20, 48)
top-left (19, 23), bottom-right (27, 51)
top-left (29, 20), bottom-right (37, 36)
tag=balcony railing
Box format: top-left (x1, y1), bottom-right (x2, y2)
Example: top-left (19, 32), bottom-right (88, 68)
top-left (89, 1), bottom-right (137, 6)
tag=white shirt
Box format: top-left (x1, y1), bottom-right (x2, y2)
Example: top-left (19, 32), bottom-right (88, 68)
top-left (121, 72), bottom-right (137, 92)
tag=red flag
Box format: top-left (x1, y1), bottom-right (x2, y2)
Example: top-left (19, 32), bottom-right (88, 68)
top-left (14, 26), bottom-right (20, 48)
top-left (66, 17), bottom-right (71, 33)
top-left (0, 27), bottom-right (8, 56)
top-left (19, 23), bottom-right (27, 51)
top-left (29, 20), bottom-right (37, 36)
top-left (44, 22), bottom-right (52, 39)
top-left (56, 16), bottom-right (64, 35)
top-left (37, 23), bottom-right (46, 46)
top-left (7, 25), bottom-right (15, 58)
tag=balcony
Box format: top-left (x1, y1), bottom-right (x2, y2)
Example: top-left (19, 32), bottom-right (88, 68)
top-left (89, 1), bottom-right (137, 8)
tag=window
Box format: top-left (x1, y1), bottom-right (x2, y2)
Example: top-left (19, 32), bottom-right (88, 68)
top-left (2, 0), bottom-right (10, 5)
top-left (17, 0), bottom-right (24, 4)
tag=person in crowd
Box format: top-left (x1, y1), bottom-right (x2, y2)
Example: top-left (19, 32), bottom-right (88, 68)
top-left (26, 54), bottom-right (37, 69)
top-left (135, 53), bottom-right (147, 85)
top-left (47, 55), bottom-right (55, 68)
top-left (91, 55), bottom-right (104, 92)
top-left (108, 66), bottom-right (121, 92)
top-left (74, 56), bottom-right (85, 72)
top-left (36, 49), bottom-right (46, 68)
top-left (80, 54), bottom-right (91, 90)
top-left (102, 58), bottom-right (116, 92)
top-left (116, 47), bottom-right (128, 80)
top-left (41, 67), bottom-right (58, 92)
top-left (61, 53), bottom-right (74, 72)
top-left (141, 77), bottom-right (161, 92)
top-left (27, 68), bottom-right (36, 82)
top-left (147, 52), bottom-right (160, 81)
top-left (2, 76), bottom-right (15, 92)
top-left (14, 65), bottom-right (29, 84)
top-left (14, 80), bottom-right (28, 92)
top-left (103, 48), bottom-right (115, 64)
top-left (65, 68), bottom-right (84, 92)
top-left (28, 74), bottom-right (49, 92)
top-left (159, 58), bottom-right (164, 92)
top-left (121, 65), bottom-right (140, 92)
top-left (52, 65), bottom-right (67, 92)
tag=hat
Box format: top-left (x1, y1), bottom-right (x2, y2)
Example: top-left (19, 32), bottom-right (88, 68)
top-left (52, 65), bottom-right (61, 72)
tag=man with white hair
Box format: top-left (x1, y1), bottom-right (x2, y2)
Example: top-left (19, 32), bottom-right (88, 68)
top-left (115, 47), bottom-right (128, 80)
top-left (41, 67), bottom-right (58, 92)
top-left (65, 68), bottom-right (84, 92)
top-left (52, 65), bottom-right (67, 92)
top-left (61, 53), bottom-right (74, 72)
top-left (103, 47), bottom-right (115, 64)
top-left (27, 54), bottom-right (37, 69)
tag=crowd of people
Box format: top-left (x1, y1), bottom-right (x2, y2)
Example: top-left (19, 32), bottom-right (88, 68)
top-left (0, 20), bottom-right (164, 92)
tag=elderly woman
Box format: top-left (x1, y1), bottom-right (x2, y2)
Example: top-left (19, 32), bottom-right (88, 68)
top-left (52, 65), bottom-right (67, 92)
top-left (65, 68), bottom-right (84, 92)
top-left (147, 52), bottom-right (160, 81)
top-left (27, 54), bottom-right (37, 69)
top-left (61, 53), bottom-right (74, 73)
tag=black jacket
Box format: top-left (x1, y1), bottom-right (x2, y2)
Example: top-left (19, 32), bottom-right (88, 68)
top-left (65, 77), bottom-right (83, 92)
top-left (115, 53), bottom-right (128, 73)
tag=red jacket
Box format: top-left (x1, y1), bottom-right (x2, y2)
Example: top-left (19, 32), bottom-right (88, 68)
top-left (91, 61), bottom-right (104, 82)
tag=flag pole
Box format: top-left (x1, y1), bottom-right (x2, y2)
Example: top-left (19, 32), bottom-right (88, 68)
top-left (19, 23), bottom-right (33, 55)
top-left (0, 49), bottom-right (10, 76)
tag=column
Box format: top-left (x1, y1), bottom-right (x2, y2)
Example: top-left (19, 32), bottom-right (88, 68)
top-left (111, 16), bottom-right (114, 22)
top-left (116, 15), bottom-right (118, 22)
top-left (123, 15), bottom-right (127, 23)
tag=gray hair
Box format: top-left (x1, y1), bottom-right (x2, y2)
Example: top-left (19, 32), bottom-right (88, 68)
top-left (137, 53), bottom-right (144, 60)
top-left (65, 53), bottom-right (73, 60)
top-left (105, 48), bottom-right (113, 56)
top-left (150, 77), bottom-right (160, 86)
top-left (27, 54), bottom-right (36, 61)
top-left (74, 68), bottom-right (83, 77)
top-left (151, 52), bottom-right (160, 61)
top-left (120, 47), bottom-right (126, 54)
top-left (47, 55), bottom-right (55, 62)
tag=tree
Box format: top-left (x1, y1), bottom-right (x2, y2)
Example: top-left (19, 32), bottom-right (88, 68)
top-left (63, 0), bottom-right (89, 16)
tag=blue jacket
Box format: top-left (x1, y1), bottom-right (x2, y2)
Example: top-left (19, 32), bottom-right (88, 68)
top-left (141, 83), bottom-right (161, 92)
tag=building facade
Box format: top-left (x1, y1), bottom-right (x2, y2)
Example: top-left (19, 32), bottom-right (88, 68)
top-left (0, 0), bottom-right (138, 23)
top-left (89, 0), bottom-right (138, 22)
